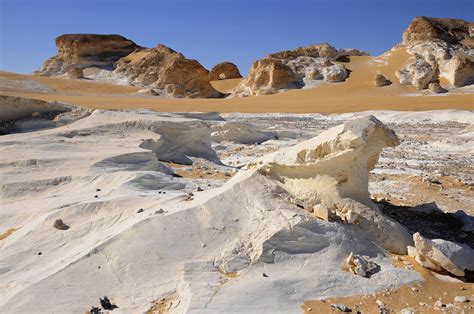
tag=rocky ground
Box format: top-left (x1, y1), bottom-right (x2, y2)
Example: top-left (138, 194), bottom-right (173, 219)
top-left (0, 108), bottom-right (472, 313)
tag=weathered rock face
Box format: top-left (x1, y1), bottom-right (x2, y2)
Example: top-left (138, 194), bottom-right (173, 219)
top-left (396, 58), bottom-right (438, 89)
top-left (232, 43), bottom-right (366, 96)
top-left (114, 45), bottom-right (222, 98)
top-left (247, 116), bottom-right (412, 254)
top-left (402, 16), bottom-right (473, 46)
top-left (209, 62), bottom-right (242, 80)
top-left (397, 17), bottom-right (474, 89)
top-left (408, 232), bottom-right (474, 277)
top-left (428, 82), bottom-right (448, 94)
top-left (374, 74), bottom-right (391, 87)
top-left (36, 34), bottom-right (139, 76)
top-left (67, 68), bottom-right (84, 79)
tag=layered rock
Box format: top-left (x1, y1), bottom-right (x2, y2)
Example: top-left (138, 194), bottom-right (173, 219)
top-left (67, 68), bottom-right (84, 79)
top-left (232, 44), bottom-right (368, 96)
top-left (408, 233), bottom-right (474, 277)
top-left (114, 45), bottom-right (223, 98)
top-left (36, 34), bottom-right (140, 76)
top-left (396, 17), bottom-right (474, 89)
top-left (209, 62), bottom-right (242, 80)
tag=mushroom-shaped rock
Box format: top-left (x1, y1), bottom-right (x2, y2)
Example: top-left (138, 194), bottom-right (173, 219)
top-left (36, 34), bottom-right (139, 76)
top-left (209, 62), bottom-right (242, 80)
top-left (245, 116), bottom-right (413, 254)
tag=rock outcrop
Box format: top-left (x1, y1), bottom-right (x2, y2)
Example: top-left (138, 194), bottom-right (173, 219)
top-left (374, 74), bottom-right (391, 87)
top-left (209, 62), bottom-right (242, 80)
top-left (396, 17), bottom-right (474, 89)
top-left (231, 44), bottom-right (368, 96)
top-left (67, 68), bottom-right (84, 79)
top-left (246, 115), bottom-right (412, 254)
top-left (36, 35), bottom-right (223, 98)
top-left (114, 45), bottom-right (223, 98)
top-left (36, 34), bottom-right (140, 76)
top-left (408, 233), bottom-right (474, 277)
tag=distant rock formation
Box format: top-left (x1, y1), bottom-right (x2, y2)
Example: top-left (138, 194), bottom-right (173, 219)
top-left (36, 34), bottom-right (140, 76)
top-left (231, 43), bottom-right (368, 96)
top-left (209, 62), bottom-right (242, 80)
top-left (114, 45), bottom-right (223, 98)
top-left (36, 35), bottom-right (223, 98)
top-left (396, 17), bottom-right (474, 89)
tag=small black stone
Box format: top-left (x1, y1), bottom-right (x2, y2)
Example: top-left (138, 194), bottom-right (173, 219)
top-left (37, 252), bottom-right (42, 256)
top-left (96, 188), bottom-right (101, 192)
top-left (262, 272), bottom-right (268, 277)
top-left (94, 195), bottom-right (98, 198)
top-left (137, 208), bottom-right (144, 213)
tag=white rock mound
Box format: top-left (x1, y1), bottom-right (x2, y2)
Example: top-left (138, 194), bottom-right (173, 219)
top-left (211, 121), bottom-right (276, 144)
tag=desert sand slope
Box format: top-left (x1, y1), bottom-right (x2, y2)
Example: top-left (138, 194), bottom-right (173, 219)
top-left (0, 111), bottom-right (427, 313)
top-left (1, 47), bottom-right (473, 113)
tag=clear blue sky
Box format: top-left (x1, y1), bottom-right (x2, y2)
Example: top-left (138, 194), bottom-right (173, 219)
top-left (1, 0), bottom-right (473, 75)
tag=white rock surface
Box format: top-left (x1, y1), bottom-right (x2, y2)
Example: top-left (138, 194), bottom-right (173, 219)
top-left (0, 111), bottom-right (420, 313)
top-left (409, 232), bottom-right (474, 277)
top-left (211, 121), bottom-right (276, 144)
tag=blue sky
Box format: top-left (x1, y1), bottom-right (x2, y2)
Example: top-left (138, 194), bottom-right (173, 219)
top-left (1, 0), bottom-right (473, 74)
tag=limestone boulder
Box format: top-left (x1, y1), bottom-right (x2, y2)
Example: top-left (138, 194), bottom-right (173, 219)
top-left (408, 233), bottom-right (474, 277)
top-left (374, 74), bottom-right (391, 87)
top-left (321, 64), bottom-right (348, 82)
top-left (396, 58), bottom-right (438, 89)
top-left (446, 54), bottom-right (474, 87)
top-left (209, 62), bottom-right (242, 80)
top-left (36, 34), bottom-right (139, 76)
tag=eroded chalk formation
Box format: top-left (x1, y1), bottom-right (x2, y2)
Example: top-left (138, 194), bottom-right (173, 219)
top-left (242, 115), bottom-right (413, 254)
top-left (396, 16), bottom-right (474, 90)
top-left (231, 44), bottom-right (368, 96)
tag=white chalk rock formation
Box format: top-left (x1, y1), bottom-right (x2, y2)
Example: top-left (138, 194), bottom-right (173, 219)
top-left (396, 17), bottom-right (474, 89)
top-left (0, 113), bottom-right (418, 313)
top-left (231, 44), bottom-right (367, 96)
top-left (211, 121), bottom-right (276, 144)
top-left (408, 233), bottom-right (474, 277)
top-left (247, 115), bottom-right (413, 254)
